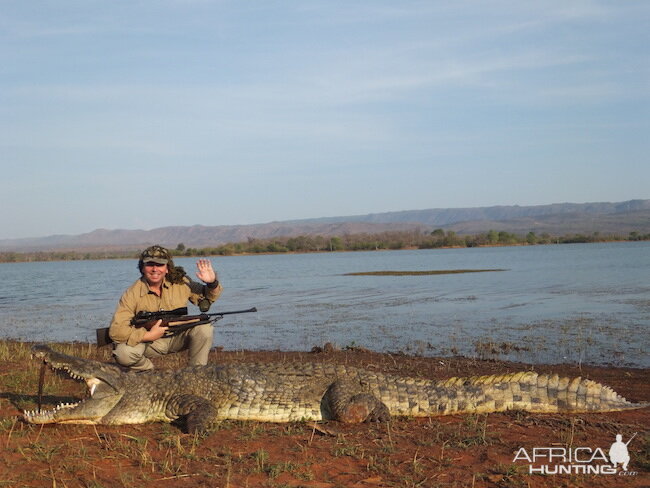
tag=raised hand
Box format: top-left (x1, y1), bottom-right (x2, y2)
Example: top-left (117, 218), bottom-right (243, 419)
top-left (195, 259), bottom-right (217, 284)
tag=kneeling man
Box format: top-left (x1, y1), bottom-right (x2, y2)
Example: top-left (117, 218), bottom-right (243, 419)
top-left (109, 245), bottom-right (222, 371)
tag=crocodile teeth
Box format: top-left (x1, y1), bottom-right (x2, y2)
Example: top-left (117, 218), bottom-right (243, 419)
top-left (23, 409), bottom-right (54, 420)
top-left (61, 367), bottom-right (82, 380)
top-left (23, 402), bottom-right (80, 418)
top-left (55, 402), bottom-right (79, 410)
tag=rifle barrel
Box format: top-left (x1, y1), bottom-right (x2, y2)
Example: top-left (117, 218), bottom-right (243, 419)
top-left (208, 307), bottom-right (257, 317)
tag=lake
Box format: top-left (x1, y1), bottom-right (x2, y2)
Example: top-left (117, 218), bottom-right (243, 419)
top-left (0, 242), bottom-right (648, 367)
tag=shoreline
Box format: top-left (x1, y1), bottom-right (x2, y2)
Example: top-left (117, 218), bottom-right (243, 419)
top-left (1, 236), bottom-right (647, 264)
top-left (2, 338), bottom-right (650, 371)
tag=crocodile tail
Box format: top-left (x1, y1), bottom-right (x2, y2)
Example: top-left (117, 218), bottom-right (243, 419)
top-left (428, 372), bottom-right (649, 416)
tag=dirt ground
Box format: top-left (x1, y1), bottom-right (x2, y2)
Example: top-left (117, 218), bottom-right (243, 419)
top-left (0, 341), bottom-right (648, 488)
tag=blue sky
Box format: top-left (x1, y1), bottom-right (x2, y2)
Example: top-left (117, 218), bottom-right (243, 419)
top-left (1, 1), bottom-right (648, 239)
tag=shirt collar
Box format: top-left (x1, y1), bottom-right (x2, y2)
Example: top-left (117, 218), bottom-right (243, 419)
top-left (138, 277), bottom-right (170, 296)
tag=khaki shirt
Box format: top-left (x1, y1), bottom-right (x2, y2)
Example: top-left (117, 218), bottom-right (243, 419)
top-left (109, 276), bottom-right (223, 346)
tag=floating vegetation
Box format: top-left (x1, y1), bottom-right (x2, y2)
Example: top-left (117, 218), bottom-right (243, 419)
top-left (474, 340), bottom-right (531, 360)
top-left (344, 269), bottom-right (507, 276)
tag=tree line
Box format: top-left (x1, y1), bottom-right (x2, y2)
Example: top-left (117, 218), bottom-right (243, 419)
top-left (2, 229), bottom-right (648, 263)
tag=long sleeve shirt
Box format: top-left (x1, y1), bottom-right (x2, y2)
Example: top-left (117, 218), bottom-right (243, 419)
top-left (109, 276), bottom-right (223, 346)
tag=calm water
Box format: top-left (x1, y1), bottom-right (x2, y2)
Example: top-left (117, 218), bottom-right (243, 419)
top-left (0, 242), bottom-right (648, 367)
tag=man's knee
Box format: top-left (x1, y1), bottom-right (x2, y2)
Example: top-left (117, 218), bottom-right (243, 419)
top-left (186, 324), bottom-right (214, 366)
top-left (189, 323), bottom-right (214, 343)
top-left (113, 343), bottom-right (149, 368)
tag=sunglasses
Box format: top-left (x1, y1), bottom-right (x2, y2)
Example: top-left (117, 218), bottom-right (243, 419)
top-left (143, 262), bottom-right (167, 268)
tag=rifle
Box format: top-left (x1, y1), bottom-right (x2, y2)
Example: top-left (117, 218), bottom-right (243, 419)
top-left (96, 306), bottom-right (257, 347)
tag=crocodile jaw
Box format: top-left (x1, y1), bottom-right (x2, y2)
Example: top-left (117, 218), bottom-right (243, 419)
top-left (23, 345), bottom-right (125, 425)
top-left (24, 403), bottom-right (100, 425)
top-left (24, 376), bottom-right (124, 425)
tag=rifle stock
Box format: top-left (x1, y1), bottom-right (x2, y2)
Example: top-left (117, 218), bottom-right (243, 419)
top-left (95, 307), bottom-right (257, 348)
top-left (96, 327), bottom-right (112, 348)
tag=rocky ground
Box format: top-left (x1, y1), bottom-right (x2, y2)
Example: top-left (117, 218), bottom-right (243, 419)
top-left (0, 341), bottom-right (648, 487)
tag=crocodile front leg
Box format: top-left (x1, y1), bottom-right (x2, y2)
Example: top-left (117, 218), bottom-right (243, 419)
top-left (322, 380), bottom-right (390, 423)
top-left (169, 395), bottom-right (219, 434)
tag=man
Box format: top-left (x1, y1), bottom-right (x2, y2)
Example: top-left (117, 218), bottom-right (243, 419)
top-left (609, 434), bottom-right (631, 471)
top-left (109, 245), bottom-right (223, 371)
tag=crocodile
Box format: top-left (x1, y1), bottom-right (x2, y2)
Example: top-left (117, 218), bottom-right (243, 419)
top-left (23, 345), bottom-right (648, 434)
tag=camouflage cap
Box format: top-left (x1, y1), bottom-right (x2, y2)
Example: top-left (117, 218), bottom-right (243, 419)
top-left (140, 245), bottom-right (171, 265)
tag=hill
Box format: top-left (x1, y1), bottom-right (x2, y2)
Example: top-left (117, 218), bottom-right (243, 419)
top-left (1, 199), bottom-right (648, 252)
top-left (287, 199), bottom-right (650, 226)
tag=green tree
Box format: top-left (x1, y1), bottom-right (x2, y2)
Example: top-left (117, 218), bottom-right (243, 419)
top-left (497, 231), bottom-right (517, 244)
top-left (329, 236), bottom-right (343, 251)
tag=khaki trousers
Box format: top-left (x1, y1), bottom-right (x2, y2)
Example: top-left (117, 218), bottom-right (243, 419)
top-left (112, 323), bottom-right (214, 371)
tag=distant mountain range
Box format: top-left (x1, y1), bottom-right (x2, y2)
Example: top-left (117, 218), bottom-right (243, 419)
top-left (2, 199), bottom-right (649, 252)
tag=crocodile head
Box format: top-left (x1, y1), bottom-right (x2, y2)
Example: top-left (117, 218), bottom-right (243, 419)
top-left (23, 345), bottom-right (126, 425)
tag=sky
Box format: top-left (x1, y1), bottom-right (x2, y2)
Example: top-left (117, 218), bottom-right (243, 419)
top-left (1, 1), bottom-right (648, 239)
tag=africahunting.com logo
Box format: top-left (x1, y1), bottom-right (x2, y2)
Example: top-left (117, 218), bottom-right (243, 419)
top-left (513, 433), bottom-right (638, 476)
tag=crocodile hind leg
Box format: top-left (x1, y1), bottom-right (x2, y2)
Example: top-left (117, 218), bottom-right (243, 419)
top-left (322, 380), bottom-right (390, 423)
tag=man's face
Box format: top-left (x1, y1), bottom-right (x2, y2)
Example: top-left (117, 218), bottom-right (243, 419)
top-left (142, 262), bottom-right (168, 287)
